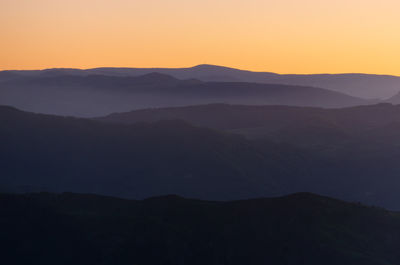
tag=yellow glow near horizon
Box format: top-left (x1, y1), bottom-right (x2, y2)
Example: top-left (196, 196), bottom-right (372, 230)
top-left (1, 0), bottom-right (400, 75)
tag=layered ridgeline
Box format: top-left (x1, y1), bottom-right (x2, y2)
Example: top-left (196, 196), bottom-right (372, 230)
top-left (0, 105), bottom-right (297, 199)
top-left (2, 64), bottom-right (400, 99)
top-left (2, 192), bottom-right (400, 265)
top-left (3, 105), bottom-right (400, 209)
top-left (0, 72), bottom-right (368, 117)
top-left (99, 102), bottom-right (400, 141)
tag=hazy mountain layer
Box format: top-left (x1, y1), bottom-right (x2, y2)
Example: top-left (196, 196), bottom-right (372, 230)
top-left (0, 72), bottom-right (367, 117)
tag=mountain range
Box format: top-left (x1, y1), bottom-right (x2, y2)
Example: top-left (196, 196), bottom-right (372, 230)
top-left (2, 64), bottom-right (400, 99)
top-left (96, 65), bottom-right (400, 100)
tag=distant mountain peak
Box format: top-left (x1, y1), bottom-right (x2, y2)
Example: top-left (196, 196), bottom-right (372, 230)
top-left (191, 64), bottom-right (247, 72)
top-left (192, 64), bottom-right (231, 69)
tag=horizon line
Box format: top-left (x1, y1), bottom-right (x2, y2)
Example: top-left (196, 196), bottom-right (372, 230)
top-left (1, 64), bottom-right (399, 77)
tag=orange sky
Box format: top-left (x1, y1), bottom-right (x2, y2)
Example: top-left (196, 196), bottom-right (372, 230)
top-left (1, 0), bottom-right (400, 75)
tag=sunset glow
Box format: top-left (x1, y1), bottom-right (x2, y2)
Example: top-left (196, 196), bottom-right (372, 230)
top-left (1, 0), bottom-right (400, 74)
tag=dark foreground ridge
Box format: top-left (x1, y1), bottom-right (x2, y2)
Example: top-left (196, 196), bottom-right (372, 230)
top-left (1, 192), bottom-right (400, 265)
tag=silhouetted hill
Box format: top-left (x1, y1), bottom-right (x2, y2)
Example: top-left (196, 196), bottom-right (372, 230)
top-left (2, 192), bottom-right (400, 265)
top-left (3, 106), bottom-right (400, 209)
top-left (0, 73), bottom-right (367, 117)
top-left (3, 65), bottom-right (400, 99)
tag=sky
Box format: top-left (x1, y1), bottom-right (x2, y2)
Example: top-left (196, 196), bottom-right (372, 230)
top-left (1, 0), bottom-right (400, 75)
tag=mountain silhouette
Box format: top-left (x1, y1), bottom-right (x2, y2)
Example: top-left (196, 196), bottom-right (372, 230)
top-left (2, 192), bottom-right (400, 265)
